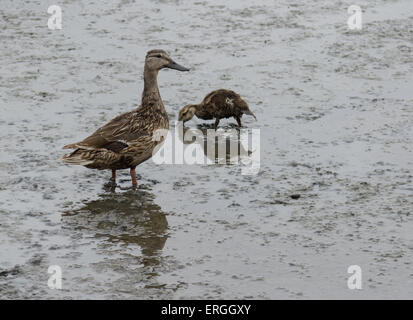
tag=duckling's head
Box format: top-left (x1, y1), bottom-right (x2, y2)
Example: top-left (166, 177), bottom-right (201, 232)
top-left (178, 104), bottom-right (197, 123)
top-left (145, 49), bottom-right (189, 72)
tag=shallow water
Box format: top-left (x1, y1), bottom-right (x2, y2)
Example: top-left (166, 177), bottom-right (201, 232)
top-left (0, 0), bottom-right (412, 299)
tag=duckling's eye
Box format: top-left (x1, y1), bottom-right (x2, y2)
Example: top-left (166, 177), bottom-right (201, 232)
top-left (155, 54), bottom-right (162, 58)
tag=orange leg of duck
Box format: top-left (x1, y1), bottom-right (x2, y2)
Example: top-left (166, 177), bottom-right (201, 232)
top-left (130, 167), bottom-right (137, 187)
top-left (111, 169), bottom-right (116, 180)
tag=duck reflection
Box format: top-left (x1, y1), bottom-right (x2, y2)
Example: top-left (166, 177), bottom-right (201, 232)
top-left (175, 122), bottom-right (252, 165)
top-left (62, 189), bottom-right (168, 267)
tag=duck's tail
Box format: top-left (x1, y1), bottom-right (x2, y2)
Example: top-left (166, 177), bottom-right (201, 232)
top-left (60, 147), bottom-right (121, 169)
top-left (62, 143), bottom-right (78, 149)
top-left (236, 96), bottom-right (257, 121)
top-left (60, 149), bottom-right (94, 166)
top-left (243, 109), bottom-right (257, 121)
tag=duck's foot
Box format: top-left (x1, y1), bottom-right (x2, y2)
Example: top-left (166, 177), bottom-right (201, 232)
top-left (105, 176), bottom-right (117, 186)
top-left (103, 178), bottom-right (117, 191)
top-left (104, 169), bottom-right (117, 190)
top-left (130, 167), bottom-right (137, 188)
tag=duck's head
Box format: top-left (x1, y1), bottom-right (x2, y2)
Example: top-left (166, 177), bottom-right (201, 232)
top-left (178, 104), bottom-right (197, 123)
top-left (145, 49), bottom-right (189, 72)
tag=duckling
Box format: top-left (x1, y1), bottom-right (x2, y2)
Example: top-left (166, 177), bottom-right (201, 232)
top-left (61, 49), bottom-right (189, 187)
top-left (178, 89), bottom-right (256, 128)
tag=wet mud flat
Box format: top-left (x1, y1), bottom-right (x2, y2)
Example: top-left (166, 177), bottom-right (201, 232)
top-left (0, 0), bottom-right (412, 299)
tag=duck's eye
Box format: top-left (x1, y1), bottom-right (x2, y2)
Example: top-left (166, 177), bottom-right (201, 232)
top-left (155, 54), bottom-right (162, 58)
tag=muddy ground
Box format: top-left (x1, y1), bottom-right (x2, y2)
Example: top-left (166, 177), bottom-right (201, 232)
top-left (0, 0), bottom-right (412, 299)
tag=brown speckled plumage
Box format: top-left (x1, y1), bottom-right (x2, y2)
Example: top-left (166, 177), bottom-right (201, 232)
top-left (179, 89), bottom-right (256, 127)
top-left (61, 49), bottom-right (189, 186)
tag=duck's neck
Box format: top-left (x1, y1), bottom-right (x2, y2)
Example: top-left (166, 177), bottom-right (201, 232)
top-left (192, 104), bottom-right (200, 112)
top-left (143, 67), bottom-right (159, 95)
top-left (141, 67), bottom-right (165, 113)
top-left (193, 103), bottom-right (202, 116)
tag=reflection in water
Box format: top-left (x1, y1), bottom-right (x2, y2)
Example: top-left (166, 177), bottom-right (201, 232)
top-left (176, 123), bottom-right (252, 165)
top-left (62, 190), bottom-right (168, 267)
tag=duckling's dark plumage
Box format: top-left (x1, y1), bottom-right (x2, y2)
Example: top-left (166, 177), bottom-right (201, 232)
top-left (179, 89), bottom-right (256, 127)
top-left (61, 49), bottom-right (189, 186)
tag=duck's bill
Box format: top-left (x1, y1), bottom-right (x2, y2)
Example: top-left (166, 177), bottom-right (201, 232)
top-left (165, 61), bottom-right (190, 71)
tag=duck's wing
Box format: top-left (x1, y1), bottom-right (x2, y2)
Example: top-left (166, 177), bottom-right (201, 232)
top-left (202, 90), bottom-right (228, 115)
top-left (63, 110), bottom-right (149, 151)
top-left (203, 89), bottom-right (239, 113)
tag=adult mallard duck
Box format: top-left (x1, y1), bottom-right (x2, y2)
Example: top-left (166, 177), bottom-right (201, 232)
top-left (178, 89), bottom-right (256, 128)
top-left (61, 49), bottom-right (189, 187)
